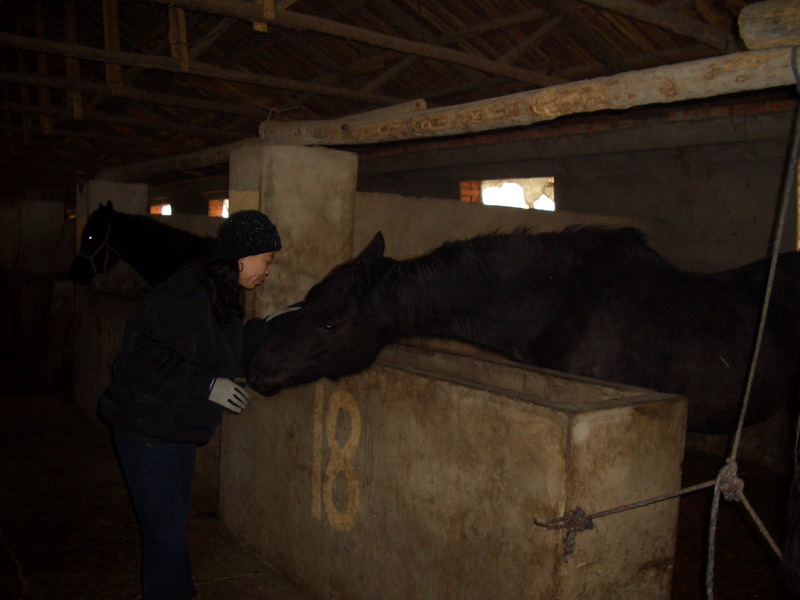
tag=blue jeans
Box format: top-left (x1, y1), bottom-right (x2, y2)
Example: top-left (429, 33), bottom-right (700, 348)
top-left (113, 430), bottom-right (197, 600)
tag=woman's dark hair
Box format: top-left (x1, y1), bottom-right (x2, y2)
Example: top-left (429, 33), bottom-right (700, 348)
top-left (200, 257), bottom-right (244, 324)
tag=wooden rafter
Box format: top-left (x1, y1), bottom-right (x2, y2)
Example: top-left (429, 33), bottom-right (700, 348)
top-left (580, 0), bottom-right (733, 50)
top-left (102, 0), bottom-right (123, 93)
top-left (0, 72), bottom-right (269, 118)
top-left (33, 0), bottom-right (52, 134)
top-left (169, 7), bottom-right (190, 71)
top-left (64, 0), bottom-right (83, 119)
top-left (0, 32), bottom-right (403, 105)
top-left (139, 0), bottom-right (566, 87)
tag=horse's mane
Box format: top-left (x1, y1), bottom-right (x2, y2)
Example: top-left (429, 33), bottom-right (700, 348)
top-left (372, 226), bottom-right (669, 335)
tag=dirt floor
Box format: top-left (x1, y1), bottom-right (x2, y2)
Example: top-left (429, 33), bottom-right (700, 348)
top-left (0, 392), bottom-right (795, 600)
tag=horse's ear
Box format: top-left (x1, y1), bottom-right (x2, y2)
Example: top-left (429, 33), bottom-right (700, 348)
top-left (357, 232), bottom-right (385, 259)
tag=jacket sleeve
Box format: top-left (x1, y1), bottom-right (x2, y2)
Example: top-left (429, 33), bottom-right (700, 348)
top-left (112, 289), bottom-right (218, 404)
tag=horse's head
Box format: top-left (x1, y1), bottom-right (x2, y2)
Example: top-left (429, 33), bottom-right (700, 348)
top-left (68, 201), bottom-right (120, 284)
top-left (248, 232), bottom-right (396, 396)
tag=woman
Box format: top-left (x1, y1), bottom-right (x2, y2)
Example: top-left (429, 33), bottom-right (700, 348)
top-left (98, 210), bottom-right (281, 600)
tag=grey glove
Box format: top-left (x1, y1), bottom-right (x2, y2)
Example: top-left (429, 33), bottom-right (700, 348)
top-left (208, 378), bottom-right (249, 414)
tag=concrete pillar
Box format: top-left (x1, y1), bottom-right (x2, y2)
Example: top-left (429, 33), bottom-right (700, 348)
top-left (228, 141), bottom-right (359, 314)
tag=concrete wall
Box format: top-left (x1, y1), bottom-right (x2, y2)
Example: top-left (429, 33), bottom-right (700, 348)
top-left (358, 109), bottom-right (794, 271)
top-left (222, 343), bottom-right (686, 599)
top-left (0, 199), bottom-right (76, 393)
top-left (353, 191), bottom-right (656, 261)
top-left (220, 144), bottom-right (690, 598)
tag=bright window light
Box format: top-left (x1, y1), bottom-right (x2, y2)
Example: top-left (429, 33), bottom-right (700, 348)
top-left (533, 194), bottom-right (556, 211)
top-left (149, 203), bottom-right (172, 215)
top-left (478, 177), bottom-right (556, 211)
top-left (482, 182), bottom-right (527, 209)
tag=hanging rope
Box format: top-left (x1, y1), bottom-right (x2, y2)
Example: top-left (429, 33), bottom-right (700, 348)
top-left (534, 47), bottom-right (800, 596)
top-left (705, 46), bottom-right (800, 600)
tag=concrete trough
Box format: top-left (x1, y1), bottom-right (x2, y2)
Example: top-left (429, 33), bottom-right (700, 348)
top-left (221, 342), bottom-right (686, 599)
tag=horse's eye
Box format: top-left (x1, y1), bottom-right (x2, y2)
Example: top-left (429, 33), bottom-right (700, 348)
top-left (318, 319), bottom-right (340, 333)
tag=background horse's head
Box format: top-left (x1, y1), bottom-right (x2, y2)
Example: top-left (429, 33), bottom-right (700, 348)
top-left (68, 201), bottom-right (120, 285)
top-left (248, 232), bottom-right (395, 396)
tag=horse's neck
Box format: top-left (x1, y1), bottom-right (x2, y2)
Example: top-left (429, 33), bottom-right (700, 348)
top-left (108, 214), bottom-right (178, 284)
top-left (375, 253), bottom-right (496, 342)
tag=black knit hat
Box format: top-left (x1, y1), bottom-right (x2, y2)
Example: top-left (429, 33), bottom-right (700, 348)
top-left (214, 210), bottom-right (281, 259)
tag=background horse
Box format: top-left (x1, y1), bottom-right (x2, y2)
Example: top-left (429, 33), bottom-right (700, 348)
top-left (69, 201), bottom-right (215, 287)
top-left (247, 226), bottom-right (800, 591)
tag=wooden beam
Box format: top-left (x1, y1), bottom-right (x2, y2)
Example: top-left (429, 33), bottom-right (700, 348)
top-left (579, 0), bottom-right (734, 51)
top-left (259, 48), bottom-right (798, 145)
top-left (95, 138), bottom-right (255, 181)
top-left (189, 17), bottom-right (237, 58)
top-left (0, 32), bottom-right (402, 105)
top-left (64, 0), bottom-right (83, 119)
top-left (169, 7), bottom-right (190, 71)
top-left (33, 0), bottom-right (52, 134)
top-left (139, 0), bottom-right (565, 87)
top-left (3, 101), bottom-right (246, 140)
top-left (102, 0), bottom-right (123, 93)
top-left (0, 72), bottom-right (269, 118)
top-left (739, 0), bottom-right (800, 50)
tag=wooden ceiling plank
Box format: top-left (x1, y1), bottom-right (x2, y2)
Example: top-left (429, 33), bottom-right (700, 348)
top-left (580, 0), bottom-right (733, 51)
top-left (102, 0), bottom-right (124, 93)
top-left (13, 47), bottom-right (32, 147)
top-left (140, 0), bottom-right (565, 87)
top-left (0, 72), bottom-right (269, 118)
top-left (499, 17), bottom-right (563, 65)
top-left (289, 8), bottom-right (560, 110)
top-left (3, 100), bottom-right (246, 141)
top-left (189, 17), bottom-right (238, 59)
top-left (0, 32), bottom-right (402, 105)
top-left (33, 0), bottom-right (52, 135)
top-left (64, 0), bottom-right (83, 120)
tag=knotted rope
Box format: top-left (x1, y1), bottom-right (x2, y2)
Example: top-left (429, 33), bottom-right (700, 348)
top-left (534, 48), bottom-right (800, 598)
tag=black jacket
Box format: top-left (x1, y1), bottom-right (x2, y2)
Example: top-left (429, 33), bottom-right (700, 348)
top-left (98, 263), bottom-right (243, 445)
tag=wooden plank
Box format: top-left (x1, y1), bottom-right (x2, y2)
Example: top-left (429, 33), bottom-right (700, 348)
top-left (96, 138), bottom-right (256, 182)
top-left (3, 101), bottom-right (244, 141)
top-left (581, 0), bottom-right (733, 50)
top-left (33, 0), bottom-right (52, 134)
top-left (64, 0), bottom-right (83, 119)
top-left (14, 49), bottom-right (32, 146)
top-left (739, 0), bottom-right (800, 50)
top-left (0, 32), bottom-right (402, 105)
top-left (0, 72), bottom-right (268, 118)
top-left (102, 0), bottom-right (123, 94)
top-left (139, 0), bottom-right (566, 86)
top-left (169, 7), bottom-right (190, 71)
top-left (258, 48), bottom-right (798, 145)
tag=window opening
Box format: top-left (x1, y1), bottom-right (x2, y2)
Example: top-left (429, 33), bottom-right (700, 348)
top-left (150, 204), bottom-right (172, 216)
top-left (209, 199), bottom-right (229, 218)
top-left (461, 177), bottom-right (555, 210)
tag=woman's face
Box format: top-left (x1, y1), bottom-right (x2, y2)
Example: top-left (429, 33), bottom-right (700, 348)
top-left (238, 252), bottom-right (276, 289)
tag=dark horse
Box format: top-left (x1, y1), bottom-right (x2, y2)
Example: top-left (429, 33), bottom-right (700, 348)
top-left (69, 201), bottom-right (215, 287)
top-left (247, 226), bottom-right (800, 590)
